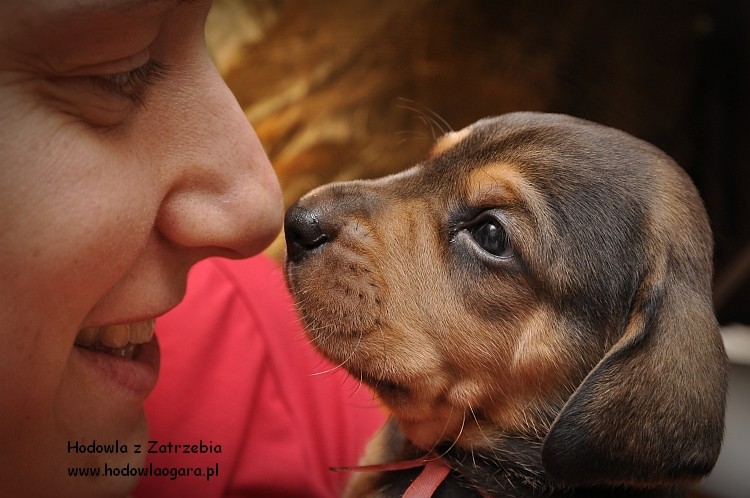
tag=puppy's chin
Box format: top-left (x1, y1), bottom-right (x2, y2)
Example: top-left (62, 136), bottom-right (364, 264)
top-left (303, 336), bottom-right (456, 448)
top-left (343, 362), bottom-right (487, 450)
top-left (357, 371), bottom-right (410, 401)
top-left (363, 379), bottom-right (467, 449)
top-left (321, 348), bottom-right (423, 411)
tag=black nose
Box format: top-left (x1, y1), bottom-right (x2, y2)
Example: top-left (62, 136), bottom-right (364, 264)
top-left (284, 203), bottom-right (331, 262)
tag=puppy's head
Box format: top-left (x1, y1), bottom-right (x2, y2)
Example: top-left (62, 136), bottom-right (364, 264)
top-left (284, 112), bottom-right (727, 489)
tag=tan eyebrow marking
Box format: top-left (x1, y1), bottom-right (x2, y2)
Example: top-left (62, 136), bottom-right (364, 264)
top-left (466, 162), bottom-right (548, 221)
top-left (427, 127), bottom-right (471, 158)
top-left (466, 162), bottom-right (525, 206)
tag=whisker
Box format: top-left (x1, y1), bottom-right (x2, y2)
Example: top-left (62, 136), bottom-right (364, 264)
top-left (310, 328), bottom-right (363, 376)
top-left (396, 98), bottom-right (453, 140)
top-left (469, 405), bottom-right (500, 461)
top-left (348, 370), bottom-right (364, 399)
top-left (417, 115), bottom-right (440, 142)
top-left (420, 103), bottom-right (454, 135)
top-left (426, 408), bottom-right (466, 463)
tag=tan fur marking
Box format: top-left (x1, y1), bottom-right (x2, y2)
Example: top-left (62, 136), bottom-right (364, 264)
top-left (511, 306), bottom-right (564, 381)
top-left (465, 162), bottom-right (547, 219)
top-left (427, 127), bottom-right (471, 158)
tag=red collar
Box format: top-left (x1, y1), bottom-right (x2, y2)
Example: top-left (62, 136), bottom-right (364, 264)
top-left (332, 454), bottom-right (492, 498)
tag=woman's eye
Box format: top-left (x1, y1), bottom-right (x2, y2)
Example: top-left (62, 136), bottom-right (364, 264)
top-left (470, 218), bottom-right (512, 258)
top-left (91, 59), bottom-right (169, 104)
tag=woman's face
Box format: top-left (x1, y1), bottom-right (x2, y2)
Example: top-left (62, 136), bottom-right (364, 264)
top-left (0, 0), bottom-right (283, 496)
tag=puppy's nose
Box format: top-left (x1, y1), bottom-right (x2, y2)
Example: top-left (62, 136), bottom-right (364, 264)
top-left (284, 203), bottom-right (332, 262)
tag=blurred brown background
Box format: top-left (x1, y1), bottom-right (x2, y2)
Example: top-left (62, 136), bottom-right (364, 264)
top-left (205, 0), bottom-right (750, 325)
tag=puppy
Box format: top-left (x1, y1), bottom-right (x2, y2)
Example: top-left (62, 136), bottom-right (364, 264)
top-left (283, 112), bottom-right (728, 497)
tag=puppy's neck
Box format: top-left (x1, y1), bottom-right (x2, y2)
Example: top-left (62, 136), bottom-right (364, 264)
top-left (418, 438), bottom-right (685, 498)
top-left (352, 420), bottom-right (684, 498)
top-left (381, 420), bottom-right (557, 496)
top-left (438, 434), bottom-right (555, 496)
top-left (394, 401), bottom-right (562, 494)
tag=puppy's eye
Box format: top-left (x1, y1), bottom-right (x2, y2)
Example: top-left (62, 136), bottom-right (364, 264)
top-left (470, 218), bottom-right (512, 258)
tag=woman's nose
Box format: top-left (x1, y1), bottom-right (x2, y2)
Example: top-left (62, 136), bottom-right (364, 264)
top-left (155, 67), bottom-right (284, 259)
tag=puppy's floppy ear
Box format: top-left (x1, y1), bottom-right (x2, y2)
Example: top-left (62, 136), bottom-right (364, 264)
top-left (542, 247), bottom-right (728, 487)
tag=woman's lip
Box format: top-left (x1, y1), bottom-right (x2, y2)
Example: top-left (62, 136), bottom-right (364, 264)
top-left (73, 334), bottom-right (160, 400)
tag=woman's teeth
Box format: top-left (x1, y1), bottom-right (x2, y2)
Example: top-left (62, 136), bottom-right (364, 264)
top-left (75, 320), bottom-right (155, 358)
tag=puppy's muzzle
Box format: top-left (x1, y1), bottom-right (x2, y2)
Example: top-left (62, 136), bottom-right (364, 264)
top-left (284, 204), bottom-right (333, 263)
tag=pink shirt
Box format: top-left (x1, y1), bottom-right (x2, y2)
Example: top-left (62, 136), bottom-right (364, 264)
top-left (135, 256), bottom-right (385, 497)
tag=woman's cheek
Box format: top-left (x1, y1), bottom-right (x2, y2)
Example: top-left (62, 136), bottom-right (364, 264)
top-left (29, 133), bottom-right (160, 318)
top-left (0, 122), bottom-right (157, 498)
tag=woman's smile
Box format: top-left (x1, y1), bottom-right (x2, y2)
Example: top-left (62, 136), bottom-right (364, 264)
top-left (73, 320), bottom-right (161, 398)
